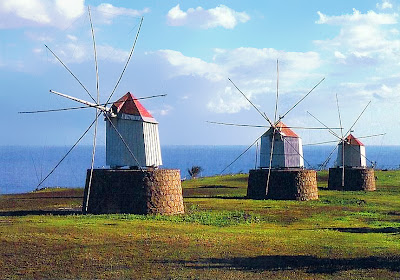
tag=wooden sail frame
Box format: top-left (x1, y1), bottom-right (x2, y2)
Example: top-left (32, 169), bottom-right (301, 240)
top-left (21, 7), bottom-right (159, 212)
top-left (210, 60), bottom-right (326, 195)
top-left (307, 95), bottom-right (385, 189)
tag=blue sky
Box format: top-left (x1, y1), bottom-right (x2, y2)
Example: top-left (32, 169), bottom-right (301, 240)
top-left (0, 0), bottom-right (398, 147)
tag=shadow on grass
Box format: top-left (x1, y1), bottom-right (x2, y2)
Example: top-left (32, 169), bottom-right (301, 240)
top-left (331, 227), bottom-right (400, 234)
top-left (0, 210), bottom-right (82, 216)
top-left (222, 176), bottom-right (248, 182)
top-left (161, 255), bottom-right (400, 274)
top-left (3, 196), bottom-right (83, 200)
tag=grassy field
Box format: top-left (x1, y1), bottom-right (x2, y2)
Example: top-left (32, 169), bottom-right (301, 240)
top-left (1, 170), bottom-right (400, 279)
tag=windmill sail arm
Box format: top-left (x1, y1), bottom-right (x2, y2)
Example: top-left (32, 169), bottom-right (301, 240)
top-left (304, 139), bottom-right (340, 146)
top-left (207, 121), bottom-right (268, 128)
top-left (280, 77), bottom-right (325, 120)
top-left (307, 111), bottom-right (342, 140)
top-left (345, 101), bottom-right (371, 136)
top-left (50, 90), bottom-right (109, 112)
top-left (220, 134), bottom-right (263, 174)
top-left (228, 78), bottom-right (274, 126)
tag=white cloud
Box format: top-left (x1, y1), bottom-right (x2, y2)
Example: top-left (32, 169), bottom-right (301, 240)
top-left (212, 47), bottom-right (321, 86)
top-left (315, 8), bottom-right (400, 67)
top-left (209, 48), bottom-right (321, 113)
top-left (148, 105), bottom-right (173, 117)
top-left (316, 8), bottom-right (397, 25)
top-left (389, 28), bottom-right (399, 35)
top-left (0, 0), bottom-right (85, 29)
top-left (167, 5), bottom-right (186, 22)
top-left (0, 1), bottom-right (149, 29)
top-left (159, 47), bottom-right (321, 85)
top-left (334, 51), bottom-right (346, 59)
top-left (63, 43), bottom-right (86, 63)
top-left (0, 0), bottom-right (51, 25)
top-left (55, 0), bottom-right (84, 20)
top-left (45, 42), bottom-right (129, 64)
top-left (207, 86), bottom-right (251, 113)
top-left (67, 34), bottom-right (78, 41)
top-left (95, 4), bottom-right (150, 24)
top-left (311, 8), bottom-right (400, 115)
top-left (166, 4), bottom-right (250, 29)
top-left (156, 50), bottom-right (225, 82)
top-left (97, 45), bottom-right (129, 63)
top-left (338, 78), bottom-right (400, 102)
top-left (377, 0), bottom-right (393, 10)
top-left (25, 31), bottom-right (53, 42)
top-left (153, 48), bottom-right (321, 114)
top-left (160, 105), bottom-right (173, 116)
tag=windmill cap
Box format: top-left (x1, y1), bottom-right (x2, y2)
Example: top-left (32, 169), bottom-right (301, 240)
top-left (345, 134), bottom-right (364, 146)
top-left (112, 92), bottom-right (154, 118)
top-left (267, 121), bottom-right (299, 137)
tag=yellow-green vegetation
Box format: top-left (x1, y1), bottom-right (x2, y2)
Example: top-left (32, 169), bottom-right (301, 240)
top-left (0, 170), bottom-right (399, 279)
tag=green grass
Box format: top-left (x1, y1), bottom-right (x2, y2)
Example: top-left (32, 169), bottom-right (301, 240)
top-left (0, 170), bottom-right (400, 279)
top-left (182, 173), bottom-right (248, 198)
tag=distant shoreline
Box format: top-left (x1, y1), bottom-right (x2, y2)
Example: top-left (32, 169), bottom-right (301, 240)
top-left (1, 145), bottom-right (399, 195)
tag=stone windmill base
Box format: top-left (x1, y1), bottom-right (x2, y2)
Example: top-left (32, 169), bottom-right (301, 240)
top-left (247, 169), bottom-right (319, 201)
top-left (328, 167), bottom-right (376, 191)
top-left (82, 169), bottom-right (184, 215)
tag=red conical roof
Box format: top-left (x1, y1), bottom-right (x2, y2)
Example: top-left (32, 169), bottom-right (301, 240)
top-left (112, 92), bottom-right (153, 118)
top-left (345, 134), bottom-right (364, 146)
top-left (274, 121), bottom-right (299, 137)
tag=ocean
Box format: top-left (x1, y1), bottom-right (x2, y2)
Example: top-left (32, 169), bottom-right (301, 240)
top-left (0, 145), bottom-right (398, 194)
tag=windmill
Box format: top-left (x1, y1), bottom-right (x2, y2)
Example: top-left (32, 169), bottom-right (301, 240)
top-left (21, 7), bottom-right (184, 215)
top-left (307, 94), bottom-right (383, 191)
top-left (210, 61), bottom-right (324, 200)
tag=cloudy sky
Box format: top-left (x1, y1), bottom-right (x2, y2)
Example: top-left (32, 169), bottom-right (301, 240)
top-left (1, 0), bottom-right (398, 147)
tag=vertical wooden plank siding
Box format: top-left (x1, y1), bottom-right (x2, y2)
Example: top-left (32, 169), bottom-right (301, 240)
top-left (260, 134), bottom-right (304, 169)
top-left (106, 118), bottom-right (162, 168)
top-left (298, 138), bottom-right (305, 167)
top-left (284, 137), bottom-right (303, 168)
top-left (260, 134), bottom-right (285, 168)
top-left (106, 118), bottom-right (146, 167)
top-left (337, 144), bottom-right (367, 168)
top-left (143, 122), bottom-right (162, 166)
top-left (360, 146), bottom-right (367, 167)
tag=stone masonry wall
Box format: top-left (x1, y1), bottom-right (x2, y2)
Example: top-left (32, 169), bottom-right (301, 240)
top-left (328, 167), bottom-right (376, 191)
top-left (83, 169), bottom-right (184, 215)
top-left (248, 169), bottom-right (318, 201)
